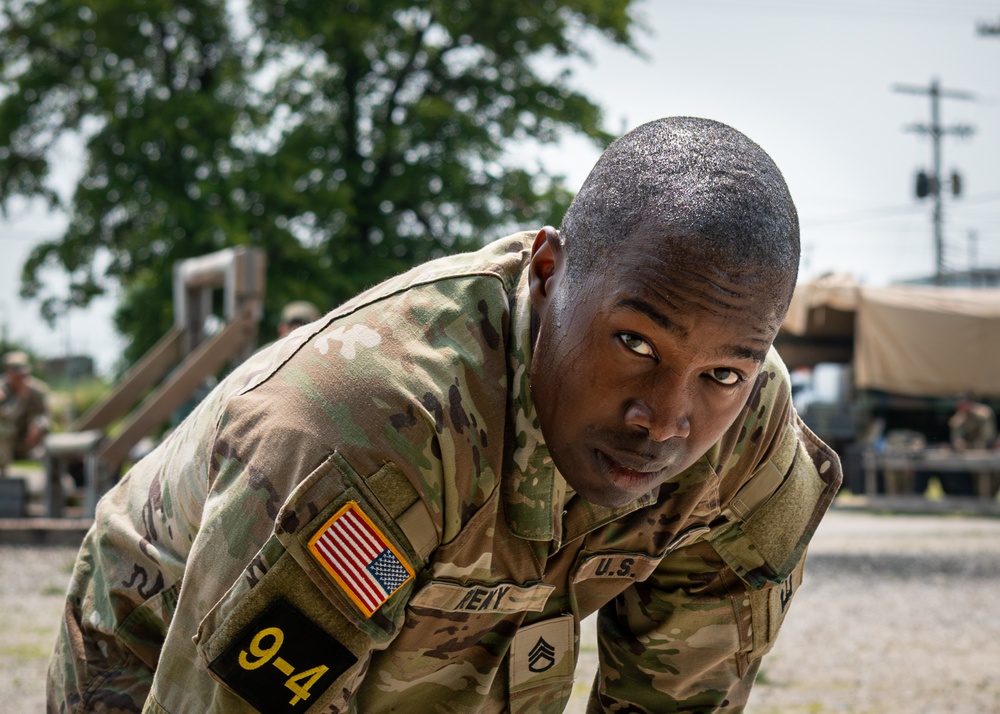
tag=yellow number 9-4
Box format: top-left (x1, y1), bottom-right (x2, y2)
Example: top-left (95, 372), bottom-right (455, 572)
top-left (238, 627), bottom-right (285, 670)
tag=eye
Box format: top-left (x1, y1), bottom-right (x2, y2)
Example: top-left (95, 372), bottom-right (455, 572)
top-left (708, 367), bottom-right (743, 386)
top-left (618, 332), bottom-right (656, 358)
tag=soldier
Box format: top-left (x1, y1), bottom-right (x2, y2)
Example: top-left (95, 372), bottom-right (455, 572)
top-left (949, 396), bottom-right (997, 451)
top-left (0, 350), bottom-right (50, 477)
top-left (948, 395), bottom-right (998, 498)
top-left (48, 117), bottom-right (841, 713)
top-left (277, 301), bottom-right (322, 338)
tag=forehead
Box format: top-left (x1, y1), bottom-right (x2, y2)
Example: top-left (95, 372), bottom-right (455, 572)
top-left (574, 246), bottom-right (786, 356)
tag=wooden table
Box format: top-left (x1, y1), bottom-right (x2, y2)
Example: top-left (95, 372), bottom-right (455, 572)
top-left (861, 448), bottom-right (1000, 499)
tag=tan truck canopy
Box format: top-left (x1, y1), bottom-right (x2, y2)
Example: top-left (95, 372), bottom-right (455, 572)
top-left (781, 274), bottom-right (1000, 398)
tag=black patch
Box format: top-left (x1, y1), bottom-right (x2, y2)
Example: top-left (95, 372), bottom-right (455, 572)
top-left (209, 598), bottom-right (357, 714)
top-left (277, 500), bottom-right (317, 536)
top-left (448, 382), bottom-right (470, 434)
top-left (647, 491), bottom-right (684, 547)
top-left (244, 554), bottom-right (268, 588)
top-left (389, 404), bottom-right (417, 431)
top-left (748, 373), bottom-right (766, 410)
top-left (141, 474), bottom-right (163, 541)
top-left (277, 511), bottom-right (301, 535)
top-left (780, 576), bottom-right (794, 611)
top-left (421, 392), bottom-right (444, 433)
top-left (477, 299), bottom-right (501, 350)
top-left (122, 564), bottom-right (164, 600)
top-left (656, 481), bottom-right (680, 502)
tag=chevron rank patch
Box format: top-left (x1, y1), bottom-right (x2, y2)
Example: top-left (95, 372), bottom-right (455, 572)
top-left (307, 500), bottom-right (414, 618)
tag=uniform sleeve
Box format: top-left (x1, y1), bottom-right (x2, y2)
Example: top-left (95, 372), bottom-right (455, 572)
top-left (46, 396), bottom-right (216, 713)
top-left (589, 411), bottom-right (842, 712)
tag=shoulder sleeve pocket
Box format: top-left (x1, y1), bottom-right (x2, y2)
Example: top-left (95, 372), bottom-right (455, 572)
top-left (708, 416), bottom-right (841, 589)
top-left (194, 451), bottom-right (435, 711)
top-left (273, 451), bottom-right (433, 630)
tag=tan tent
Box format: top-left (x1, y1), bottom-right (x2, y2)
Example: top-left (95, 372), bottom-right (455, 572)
top-left (780, 276), bottom-right (1000, 398)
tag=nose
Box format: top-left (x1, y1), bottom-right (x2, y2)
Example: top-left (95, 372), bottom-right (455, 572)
top-left (623, 378), bottom-right (692, 442)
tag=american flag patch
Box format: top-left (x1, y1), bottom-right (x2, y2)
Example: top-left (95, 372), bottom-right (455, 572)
top-left (307, 501), bottom-right (414, 618)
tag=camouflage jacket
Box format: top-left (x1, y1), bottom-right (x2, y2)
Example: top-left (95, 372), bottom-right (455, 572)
top-left (48, 232), bottom-right (841, 714)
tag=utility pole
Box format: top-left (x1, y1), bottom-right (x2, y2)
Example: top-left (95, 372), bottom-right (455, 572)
top-left (894, 79), bottom-right (974, 283)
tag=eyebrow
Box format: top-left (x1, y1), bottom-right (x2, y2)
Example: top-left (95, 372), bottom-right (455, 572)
top-left (616, 298), bottom-right (688, 336)
top-left (615, 297), bottom-right (769, 363)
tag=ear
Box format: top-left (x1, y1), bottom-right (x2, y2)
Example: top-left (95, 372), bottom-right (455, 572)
top-left (529, 226), bottom-right (564, 305)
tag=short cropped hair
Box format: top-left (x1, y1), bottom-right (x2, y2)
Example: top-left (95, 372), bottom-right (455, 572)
top-left (560, 117), bottom-right (800, 299)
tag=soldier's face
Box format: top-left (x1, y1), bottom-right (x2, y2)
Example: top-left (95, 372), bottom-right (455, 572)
top-left (528, 227), bottom-right (787, 508)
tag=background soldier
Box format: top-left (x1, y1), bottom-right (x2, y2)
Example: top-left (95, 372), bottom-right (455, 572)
top-left (0, 351), bottom-right (50, 477)
top-left (277, 301), bottom-right (322, 338)
top-left (948, 394), bottom-right (998, 499)
top-left (949, 395), bottom-right (997, 451)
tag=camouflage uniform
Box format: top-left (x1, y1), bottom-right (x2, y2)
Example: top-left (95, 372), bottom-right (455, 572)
top-left (0, 374), bottom-right (49, 473)
top-left (48, 233), bottom-right (841, 713)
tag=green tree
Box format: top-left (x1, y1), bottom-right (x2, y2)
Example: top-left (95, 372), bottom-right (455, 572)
top-left (0, 0), bottom-right (640, 365)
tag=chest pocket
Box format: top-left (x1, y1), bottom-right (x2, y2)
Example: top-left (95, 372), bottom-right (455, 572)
top-left (570, 524), bottom-right (710, 618)
top-left (350, 482), bottom-right (576, 713)
top-left (708, 417), bottom-right (840, 589)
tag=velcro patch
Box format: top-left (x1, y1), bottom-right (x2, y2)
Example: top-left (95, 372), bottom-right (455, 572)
top-left (573, 553), bottom-right (660, 583)
top-left (208, 598), bottom-right (356, 713)
top-left (307, 500), bottom-right (414, 618)
top-left (409, 581), bottom-right (554, 613)
top-left (509, 615), bottom-right (576, 693)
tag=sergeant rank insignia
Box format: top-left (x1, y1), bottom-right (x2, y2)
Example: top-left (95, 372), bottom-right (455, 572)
top-left (307, 501), bottom-right (414, 617)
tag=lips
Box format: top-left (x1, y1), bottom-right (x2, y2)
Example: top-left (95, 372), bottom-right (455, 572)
top-left (595, 449), bottom-right (664, 490)
top-left (597, 447), bottom-right (667, 474)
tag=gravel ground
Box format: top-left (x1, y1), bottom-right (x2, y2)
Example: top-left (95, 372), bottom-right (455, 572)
top-left (0, 543), bottom-right (76, 712)
top-left (741, 510), bottom-right (1000, 714)
top-left (5, 508), bottom-right (1000, 713)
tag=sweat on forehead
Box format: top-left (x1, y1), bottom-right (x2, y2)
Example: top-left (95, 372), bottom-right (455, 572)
top-left (560, 116), bottom-right (800, 296)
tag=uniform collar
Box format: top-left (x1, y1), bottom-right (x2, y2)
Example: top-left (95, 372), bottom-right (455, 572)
top-left (501, 255), bottom-right (656, 545)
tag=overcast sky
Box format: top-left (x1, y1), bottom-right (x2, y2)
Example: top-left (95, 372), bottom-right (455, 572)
top-left (2, 0), bottom-right (999, 374)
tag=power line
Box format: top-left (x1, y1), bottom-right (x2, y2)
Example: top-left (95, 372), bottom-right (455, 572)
top-left (802, 191), bottom-right (1000, 228)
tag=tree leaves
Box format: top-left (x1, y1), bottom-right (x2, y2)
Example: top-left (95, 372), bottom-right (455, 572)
top-left (0, 0), bottom-right (639, 365)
